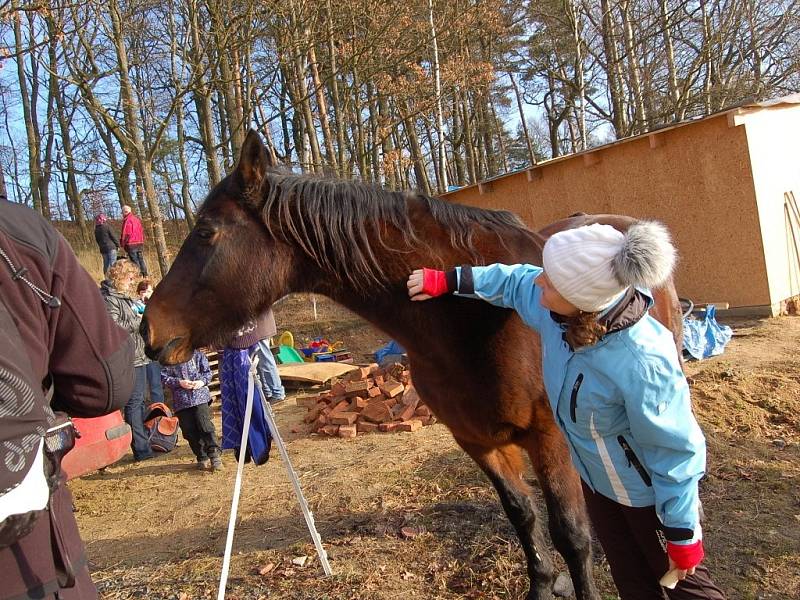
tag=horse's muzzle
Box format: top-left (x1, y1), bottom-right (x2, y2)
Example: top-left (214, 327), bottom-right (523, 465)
top-left (140, 314), bottom-right (187, 365)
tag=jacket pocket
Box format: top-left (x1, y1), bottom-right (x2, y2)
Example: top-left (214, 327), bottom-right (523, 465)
top-left (569, 373), bottom-right (584, 423)
top-left (617, 435), bottom-right (652, 487)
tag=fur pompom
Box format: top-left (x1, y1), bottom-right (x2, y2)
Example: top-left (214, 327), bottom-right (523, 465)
top-left (612, 221), bottom-right (676, 289)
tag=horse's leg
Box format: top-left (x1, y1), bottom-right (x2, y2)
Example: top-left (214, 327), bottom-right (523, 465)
top-left (521, 428), bottom-right (601, 600)
top-left (456, 438), bottom-right (556, 600)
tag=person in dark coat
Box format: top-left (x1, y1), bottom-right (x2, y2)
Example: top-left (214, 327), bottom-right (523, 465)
top-left (161, 350), bottom-right (221, 471)
top-left (93, 213), bottom-right (119, 275)
top-left (0, 198), bottom-right (134, 600)
top-left (100, 259), bottom-right (154, 461)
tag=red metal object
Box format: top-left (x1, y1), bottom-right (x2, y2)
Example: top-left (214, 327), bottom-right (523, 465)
top-left (61, 411), bottom-right (131, 480)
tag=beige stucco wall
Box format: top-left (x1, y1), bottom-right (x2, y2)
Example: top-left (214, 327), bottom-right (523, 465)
top-left (443, 114), bottom-right (771, 309)
top-left (737, 105), bottom-right (800, 314)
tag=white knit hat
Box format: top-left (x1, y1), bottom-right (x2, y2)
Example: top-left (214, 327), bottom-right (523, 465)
top-left (542, 221), bottom-right (677, 313)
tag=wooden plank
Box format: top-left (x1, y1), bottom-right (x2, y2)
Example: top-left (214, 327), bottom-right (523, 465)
top-left (277, 362), bottom-right (358, 384)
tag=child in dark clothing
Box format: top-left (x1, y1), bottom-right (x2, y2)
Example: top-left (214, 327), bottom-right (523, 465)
top-left (161, 350), bottom-right (222, 471)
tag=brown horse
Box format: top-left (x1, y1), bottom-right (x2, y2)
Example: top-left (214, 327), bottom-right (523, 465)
top-left (142, 131), bottom-right (682, 600)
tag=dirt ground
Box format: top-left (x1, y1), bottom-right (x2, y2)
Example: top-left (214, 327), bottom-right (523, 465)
top-left (70, 295), bottom-right (800, 600)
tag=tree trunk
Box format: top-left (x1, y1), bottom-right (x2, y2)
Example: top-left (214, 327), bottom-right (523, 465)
top-left (699, 0), bottom-right (716, 113)
top-left (366, 81), bottom-right (381, 183)
top-left (546, 71), bottom-right (561, 158)
top-left (108, 0), bottom-right (169, 275)
top-left (287, 6), bottom-right (323, 173)
top-left (478, 95), bottom-right (497, 176)
top-left (51, 71), bottom-right (86, 237)
top-left (745, 0), bottom-right (763, 100)
top-left (428, 0), bottom-right (448, 193)
top-left (206, 0), bottom-right (245, 157)
top-left (12, 2), bottom-right (43, 215)
top-left (489, 98), bottom-right (508, 173)
top-left (619, 0), bottom-right (646, 132)
top-left (86, 108), bottom-right (135, 211)
top-left (423, 118), bottom-right (442, 192)
top-left (660, 0), bottom-right (681, 120)
top-left (40, 13), bottom-right (56, 220)
top-left (599, 0), bottom-right (627, 136)
top-left (509, 72), bottom-right (536, 166)
top-left (0, 160), bottom-right (7, 199)
top-left (176, 99), bottom-right (195, 227)
top-left (350, 65), bottom-right (367, 178)
top-left (566, 0), bottom-right (587, 149)
top-left (450, 93), bottom-right (467, 183)
top-left (308, 44), bottom-right (337, 172)
top-left (461, 91), bottom-right (478, 183)
top-left (326, 0), bottom-right (347, 175)
top-left (378, 93), bottom-right (397, 189)
top-left (169, 9), bottom-right (195, 226)
top-left (188, 0), bottom-right (222, 186)
top-left (278, 69), bottom-right (293, 163)
top-left (399, 99), bottom-right (431, 195)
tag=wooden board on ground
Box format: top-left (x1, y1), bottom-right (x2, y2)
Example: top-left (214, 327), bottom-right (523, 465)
top-left (277, 362), bottom-right (359, 385)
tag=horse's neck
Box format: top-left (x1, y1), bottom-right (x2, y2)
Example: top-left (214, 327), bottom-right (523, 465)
top-left (286, 215), bottom-right (541, 350)
top-left (307, 278), bottom-right (421, 345)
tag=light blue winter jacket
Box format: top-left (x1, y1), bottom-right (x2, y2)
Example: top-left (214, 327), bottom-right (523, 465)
top-left (454, 263), bottom-right (706, 543)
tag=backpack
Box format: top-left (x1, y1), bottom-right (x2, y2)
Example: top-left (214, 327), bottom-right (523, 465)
top-left (0, 253), bottom-right (71, 548)
top-left (143, 402), bottom-right (179, 453)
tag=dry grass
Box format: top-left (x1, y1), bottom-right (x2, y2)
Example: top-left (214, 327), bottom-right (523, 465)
top-left (66, 292), bottom-right (800, 599)
top-left (56, 220), bottom-right (189, 282)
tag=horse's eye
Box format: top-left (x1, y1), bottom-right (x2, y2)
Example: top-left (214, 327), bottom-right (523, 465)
top-left (196, 228), bottom-right (215, 241)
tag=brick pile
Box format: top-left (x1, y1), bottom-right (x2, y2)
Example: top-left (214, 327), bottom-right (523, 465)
top-left (294, 363), bottom-right (437, 438)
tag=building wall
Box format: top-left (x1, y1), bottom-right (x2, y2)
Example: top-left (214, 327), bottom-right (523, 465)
top-left (738, 106), bottom-right (800, 314)
top-left (443, 115), bottom-right (771, 309)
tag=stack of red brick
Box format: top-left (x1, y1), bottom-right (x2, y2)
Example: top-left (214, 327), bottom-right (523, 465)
top-left (295, 363), bottom-right (437, 438)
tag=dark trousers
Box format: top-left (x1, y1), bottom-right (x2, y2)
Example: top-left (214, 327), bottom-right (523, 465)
top-left (100, 249), bottom-right (116, 275)
top-left (144, 360), bottom-right (164, 404)
top-left (176, 403), bottom-right (220, 461)
top-left (127, 246), bottom-right (148, 276)
top-left (124, 366), bottom-right (153, 460)
top-left (582, 481), bottom-right (725, 600)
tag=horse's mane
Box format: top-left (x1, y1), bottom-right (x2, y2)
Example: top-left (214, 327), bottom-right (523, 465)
top-left (259, 171), bottom-right (530, 288)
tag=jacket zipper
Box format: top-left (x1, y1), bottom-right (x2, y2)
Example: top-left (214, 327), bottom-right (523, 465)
top-left (569, 373), bottom-right (584, 423)
top-left (617, 435), bottom-right (652, 486)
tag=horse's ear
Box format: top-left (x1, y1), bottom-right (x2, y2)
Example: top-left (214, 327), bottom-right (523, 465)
top-left (235, 130), bottom-right (274, 188)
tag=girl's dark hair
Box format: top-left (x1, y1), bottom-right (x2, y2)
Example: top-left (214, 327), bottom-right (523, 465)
top-left (564, 311), bottom-right (607, 349)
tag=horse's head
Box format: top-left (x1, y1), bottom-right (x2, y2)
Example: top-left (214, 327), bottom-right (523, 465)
top-left (143, 131), bottom-right (295, 365)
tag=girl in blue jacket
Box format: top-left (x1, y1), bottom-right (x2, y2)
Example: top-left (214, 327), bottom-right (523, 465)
top-left (407, 222), bottom-right (725, 600)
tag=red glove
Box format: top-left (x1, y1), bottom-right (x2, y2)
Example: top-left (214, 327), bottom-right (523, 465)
top-left (421, 268), bottom-right (450, 297)
top-left (667, 540), bottom-right (704, 570)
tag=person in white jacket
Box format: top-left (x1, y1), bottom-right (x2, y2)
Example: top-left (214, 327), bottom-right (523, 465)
top-left (407, 221), bottom-right (725, 600)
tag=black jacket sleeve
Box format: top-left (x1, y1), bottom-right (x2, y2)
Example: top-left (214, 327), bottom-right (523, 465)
top-left (48, 235), bottom-right (134, 416)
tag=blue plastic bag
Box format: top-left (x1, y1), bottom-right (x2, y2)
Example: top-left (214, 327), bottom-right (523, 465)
top-left (682, 305), bottom-right (732, 360)
top-left (374, 339), bottom-right (406, 365)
